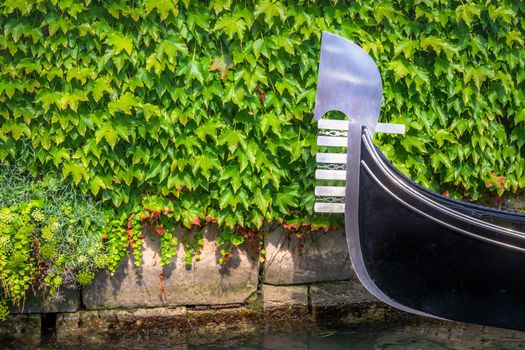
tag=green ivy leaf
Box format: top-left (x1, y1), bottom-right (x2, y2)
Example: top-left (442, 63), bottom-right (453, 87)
top-left (89, 176), bottom-right (106, 196)
top-left (219, 129), bottom-right (246, 150)
top-left (214, 13), bottom-right (246, 40)
top-left (92, 77), bottom-right (113, 102)
top-left (252, 188), bottom-right (270, 214)
top-left (62, 162), bottom-right (87, 185)
top-left (254, 1), bottom-right (287, 27)
top-left (274, 185), bottom-right (300, 213)
top-left (144, 0), bottom-right (179, 21)
top-left (108, 92), bottom-right (140, 115)
top-left (105, 32), bottom-right (134, 55)
top-left (192, 154), bottom-right (219, 180)
top-left (95, 124), bottom-right (118, 150)
top-left (456, 4), bottom-right (481, 27)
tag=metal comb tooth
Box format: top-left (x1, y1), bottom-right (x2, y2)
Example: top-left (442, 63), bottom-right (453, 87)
top-left (316, 153), bottom-right (347, 164)
top-left (315, 169), bottom-right (346, 180)
top-left (314, 202), bottom-right (345, 213)
top-left (315, 186), bottom-right (346, 197)
top-left (316, 136), bottom-right (347, 147)
top-left (317, 119), bottom-right (406, 134)
top-left (314, 116), bottom-right (404, 213)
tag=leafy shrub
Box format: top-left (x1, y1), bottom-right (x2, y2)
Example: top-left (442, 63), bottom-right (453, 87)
top-left (0, 165), bottom-right (106, 319)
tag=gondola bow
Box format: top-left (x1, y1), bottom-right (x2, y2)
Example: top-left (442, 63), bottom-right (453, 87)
top-left (313, 32), bottom-right (525, 331)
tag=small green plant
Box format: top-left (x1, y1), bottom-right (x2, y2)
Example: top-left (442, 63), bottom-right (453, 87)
top-left (183, 230), bottom-right (204, 265)
top-left (0, 165), bottom-right (106, 316)
top-left (0, 299), bottom-right (8, 321)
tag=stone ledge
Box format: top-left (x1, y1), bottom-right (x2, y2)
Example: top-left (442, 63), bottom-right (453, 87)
top-left (187, 307), bottom-right (261, 334)
top-left (55, 306), bottom-right (264, 340)
top-left (264, 227), bottom-right (353, 285)
top-left (311, 280), bottom-right (378, 308)
top-left (308, 280), bottom-right (411, 324)
top-left (56, 307), bottom-right (189, 340)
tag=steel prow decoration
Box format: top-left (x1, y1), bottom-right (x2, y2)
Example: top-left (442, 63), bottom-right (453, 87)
top-left (313, 32), bottom-right (525, 331)
top-left (314, 32), bottom-right (405, 213)
top-left (313, 31), bottom-right (429, 319)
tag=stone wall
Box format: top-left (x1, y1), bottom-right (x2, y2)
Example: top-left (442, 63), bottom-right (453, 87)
top-left (83, 225), bottom-right (259, 309)
top-left (1, 226), bottom-right (392, 341)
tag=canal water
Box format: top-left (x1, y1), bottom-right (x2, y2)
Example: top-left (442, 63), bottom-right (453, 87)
top-left (4, 319), bottom-right (525, 350)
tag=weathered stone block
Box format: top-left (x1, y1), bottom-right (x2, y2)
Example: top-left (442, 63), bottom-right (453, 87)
top-left (56, 312), bottom-right (82, 340)
top-left (152, 307), bottom-right (262, 346)
top-left (114, 307), bottom-right (188, 332)
top-left (264, 227), bottom-right (353, 284)
top-left (56, 307), bottom-right (264, 342)
top-left (310, 280), bottom-right (396, 322)
top-left (187, 307), bottom-right (260, 332)
top-left (310, 280), bottom-right (378, 310)
top-left (262, 284), bottom-right (308, 308)
top-left (262, 284), bottom-right (308, 319)
top-left (56, 309), bottom-right (119, 340)
top-left (83, 225), bottom-right (259, 309)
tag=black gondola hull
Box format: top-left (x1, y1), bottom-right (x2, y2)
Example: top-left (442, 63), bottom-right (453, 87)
top-left (357, 129), bottom-right (525, 330)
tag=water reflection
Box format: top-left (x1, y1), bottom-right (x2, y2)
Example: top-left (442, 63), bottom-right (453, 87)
top-left (5, 319), bottom-right (525, 350)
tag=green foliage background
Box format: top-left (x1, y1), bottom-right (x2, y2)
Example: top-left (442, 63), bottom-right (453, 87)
top-left (1, 0), bottom-right (524, 232)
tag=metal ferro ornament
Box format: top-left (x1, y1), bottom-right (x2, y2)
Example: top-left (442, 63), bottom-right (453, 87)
top-left (313, 32), bottom-right (525, 331)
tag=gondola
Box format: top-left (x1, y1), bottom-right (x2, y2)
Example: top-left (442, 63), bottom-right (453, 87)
top-left (313, 32), bottom-right (525, 331)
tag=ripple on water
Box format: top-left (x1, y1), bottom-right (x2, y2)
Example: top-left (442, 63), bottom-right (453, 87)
top-left (376, 338), bottom-right (453, 350)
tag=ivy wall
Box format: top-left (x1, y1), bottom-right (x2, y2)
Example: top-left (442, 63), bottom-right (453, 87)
top-left (0, 0), bottom-right (524, 286)
top-left (2, 0), bottom-right (524, 229)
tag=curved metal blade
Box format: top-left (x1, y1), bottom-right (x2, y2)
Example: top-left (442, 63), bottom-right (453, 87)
top-left (312, 32), bottom-right (432, 321)
top-left (314, 32), bottom-right (383, 135)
